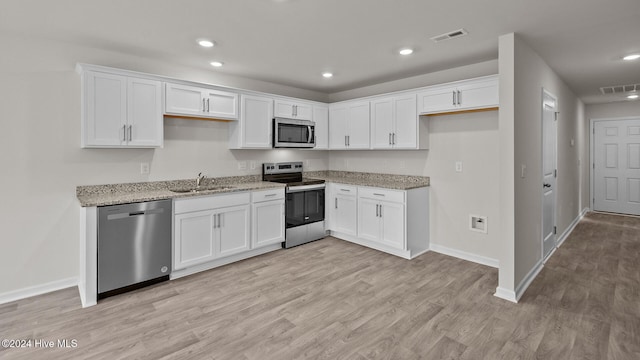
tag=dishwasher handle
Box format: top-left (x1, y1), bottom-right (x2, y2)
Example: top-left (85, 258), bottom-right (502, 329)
top-left (106, 208), bottom-right (165, 220)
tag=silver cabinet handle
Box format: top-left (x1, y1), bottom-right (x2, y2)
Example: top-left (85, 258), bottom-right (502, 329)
top-left (345, 135), bottom-right (347, 147)
top-left (128, 125), bottom-right (132, 142)
top-left (389, 133), bottom-right (392, 145)
top-left (202, 98), bottom-right (206, 112)
top-left (340, 188), bottom-right (351, 192)
top-left (453, 91), bottom-right (456, 106)
top-left (373, 193), bottom-right (385, 196)
top-left (393, 133), bottom-right (396, 145)
top-left (213, 213), bottom-right (217, 229)
top-left (376, 204), bottom-right (380, 217)
top-left (122, 125), bottom-right (127, 142)
top-left (335, 197), bottom-right (338, 209)
top-left (347, 135), bottom-right (350, 147)
top-left (379, 204), bottom-right (383, 217)
top-left (265, 193), bottom-right (277, 197)
top-left (207, 98), bottom-right (210, 112)
top-left (219, 214), bottom-right (223, 228)
top-left (457, 90), bottom-right (461, 105)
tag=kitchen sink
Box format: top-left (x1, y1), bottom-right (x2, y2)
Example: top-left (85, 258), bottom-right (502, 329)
top-left (169, 185), bottom-right (235, 193)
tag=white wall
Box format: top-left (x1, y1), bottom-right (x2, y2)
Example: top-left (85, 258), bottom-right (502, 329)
top-left (497, 33), bottom-right (585, 297)
top-left (0, 32), bottom-right (330, 296)
top-left (329, 110), bottom-right (501, 263)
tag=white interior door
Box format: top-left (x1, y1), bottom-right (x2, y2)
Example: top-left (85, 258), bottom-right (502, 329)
top-left (542, 91), bottom-right (557, 260)
top-left (593, 118), bottom-right (640, 215)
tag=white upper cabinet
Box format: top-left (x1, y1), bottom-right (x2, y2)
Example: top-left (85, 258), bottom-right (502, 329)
top-left (329, 101), bottom-right (370, 149)
top-left (417, 75), bottom-right (498, 115)
top-left (82, 70), bottom-right (162, 148)
top-left (229, 94), bottom-right (274, 149)
top-left (165, 83), bottom-right (238, 120)
top-left (274, 99), bottom-right (313, 121)
top-left (313, 105), bottom-right (329, 149)
top-left (371, 93), bottom-right (426, 149)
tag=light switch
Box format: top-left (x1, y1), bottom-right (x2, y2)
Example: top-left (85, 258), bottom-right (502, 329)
top-left (238, 161), bottom-right (247, 170)
top-left (140, 163), bottom-right (150, 174)
top-left (250, 161), bottom-right (256, 170)
top-left (455, 161), bottom-right (463, 172)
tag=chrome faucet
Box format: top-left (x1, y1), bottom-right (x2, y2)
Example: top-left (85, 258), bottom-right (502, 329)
top-left (196, 172), bottom-right (206, 188)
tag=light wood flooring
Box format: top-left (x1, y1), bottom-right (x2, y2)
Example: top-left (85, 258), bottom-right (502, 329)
top-left (1, 212), bottom-right (639, 359)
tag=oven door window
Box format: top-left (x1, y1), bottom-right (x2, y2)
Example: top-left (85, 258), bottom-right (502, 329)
top-left (278, 124), bottom-right (312, 144)
top-left (286, 188), bottom-right (325, 228)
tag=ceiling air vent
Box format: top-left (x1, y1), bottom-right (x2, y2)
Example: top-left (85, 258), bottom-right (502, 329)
top-left (431, 28), bottom-right (469, 43)
top-left (600, 83), bottom-right (639, 95)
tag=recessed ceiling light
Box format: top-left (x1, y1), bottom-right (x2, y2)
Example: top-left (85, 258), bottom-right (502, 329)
top-left (399, 48), bottom-right (414, 56)
top-left (628, 94), bottom-right (639, 99)
top-left (198, 39), bottom-right (215, 48)
top-left (322, 72), bottom-right (333, 78)
top-left (623, 54), bottom-right (640, 61)
top-left (210, 61), bottom-right (223, 67)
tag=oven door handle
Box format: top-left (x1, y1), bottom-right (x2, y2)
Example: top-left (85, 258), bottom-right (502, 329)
top-left (286, 184), bottom-right (326, 193)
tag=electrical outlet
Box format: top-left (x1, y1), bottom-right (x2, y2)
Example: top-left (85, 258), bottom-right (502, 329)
top-left (521, 165), bottom-right (526, 178)
top-left (455, 161), bottom-right (463, 172)
top-left (250, 161), bottom-right (256, 170)
top-left (140, 162), bottom-right (150, 174)
top-left (238, 161), bottom-right (247, 170)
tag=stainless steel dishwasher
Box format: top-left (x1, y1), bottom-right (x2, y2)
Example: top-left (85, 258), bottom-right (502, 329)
top-left (98, 199), bottom-right (172, 298)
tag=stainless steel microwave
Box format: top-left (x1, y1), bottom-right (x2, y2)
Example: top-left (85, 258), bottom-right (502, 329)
top-left (273, 117), bottom-right (316, 148)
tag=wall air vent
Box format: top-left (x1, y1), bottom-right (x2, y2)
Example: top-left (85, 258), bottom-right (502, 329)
top-left (430, 28), bottom-right (469, 43)
top-left (600, 83), bottom-right (639, 95)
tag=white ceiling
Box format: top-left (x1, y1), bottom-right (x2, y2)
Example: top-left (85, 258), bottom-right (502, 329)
top-left (1, 0), bottom-right (639, 104)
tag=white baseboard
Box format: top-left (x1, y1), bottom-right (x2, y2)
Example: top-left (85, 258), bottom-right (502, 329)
top-left (557, 208), bottom-right (588, 248)
top-left (494, 287), bottom-right (517, 303)
top-left (515, 259), bottom-right (544, 302)
top-left (0, 277), bottom-right (78, 305)
top-left (430, 244), bottom-right (499, 268)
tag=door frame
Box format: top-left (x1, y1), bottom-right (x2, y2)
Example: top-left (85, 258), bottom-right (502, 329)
top-left (541, 88), bottom-right (558, 262)
top-left (589, 116), bottom-right (640, 212)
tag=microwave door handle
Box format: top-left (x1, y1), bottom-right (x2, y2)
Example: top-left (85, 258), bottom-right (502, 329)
top-left (308, 126), bottom-right (313, 143)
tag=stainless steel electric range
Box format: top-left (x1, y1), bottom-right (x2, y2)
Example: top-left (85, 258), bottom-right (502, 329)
top-left (262, 162), bottom-right (326, 248)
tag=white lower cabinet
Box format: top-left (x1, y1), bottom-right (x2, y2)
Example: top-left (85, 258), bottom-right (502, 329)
top-left (251, 189), bottom-right (285, 248)
top-left (357, 192), bottom-right (404, 250)
top-left (173, 189), bottom-right (285, 275)
top-left (327, 184), bottom-right (358, 236)
top-left (173, 193), bottom-right (250, 270)
top-left (327, 183), bottom-right (429, 259)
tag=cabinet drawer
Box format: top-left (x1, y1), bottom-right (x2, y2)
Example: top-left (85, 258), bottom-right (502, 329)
top-left (174, 192), bottom-right (250, 214)
top-left (358, 187), bottom-right (405, 203)
top-left (333, 184), bottom-right (357, 196)
top-left (251, 188), bottom-right (285, 202)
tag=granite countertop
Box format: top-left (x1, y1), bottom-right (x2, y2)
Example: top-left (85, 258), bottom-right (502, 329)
top-left (76, 175), bottom-right (285, 207)
top-left (305, 171), bottom-right (429, 190)
top-left (77, 171), bottom-right (429, 207)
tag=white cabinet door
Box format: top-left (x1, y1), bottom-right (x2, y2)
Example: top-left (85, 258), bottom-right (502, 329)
top-left (240, 94), bottom-right (273, 148)
top-left (334, 192), bottom-right (357, 236)
top-left (274, 100), bottom-right (313, 121)
top-left (371, 98), bottom-right (394, 149)
top-left (313, 105), bottom-right (329, 149)
top-left (456, 79), bottom-right (498, 110)
top-left (217, 205), bottom-right (250, 258)
top-left (357, 197), bottom-right (381, 242)
top-left (204, 89), bottom-right (238, 120)
top-left (127, 77), bottom-right (163, 147)
top-left (393, 94), bottom-right (418, 149)
top-left (252, 199), bottom-right (285, 248)
top-left (417, 86), bottom-right (457, 114)
top-left (174, 210), bottom-right (215, 270)
top-left (329, 105), bottom-right (349, 149)
top-left (165, 83), bottom-right (205, 117)
top-left (347, 101), bottom-right (371, 149)
top-left (379, 201), bottom-right (405, 250)
top-left (85, 71), bottom-right (127, 147)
